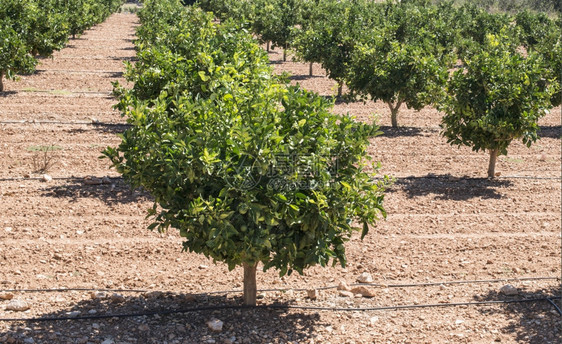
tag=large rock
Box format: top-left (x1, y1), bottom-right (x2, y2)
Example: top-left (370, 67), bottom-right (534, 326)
top-left (0, 292), bottom-right (14, 300)
top-left (500, 284), bottom-right (519, 296)
top-left (357, 272), bottom-right (373, 283)
top-left (350, 286), bottom-right (376, 298)
top-left (5, 299), bottom-right (31, 311)
top-left (207, 319), bottom-right (223, 332)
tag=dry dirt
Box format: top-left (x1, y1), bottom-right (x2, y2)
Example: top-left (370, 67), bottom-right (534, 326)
top-left (0, 11), bottom-right (561, 344)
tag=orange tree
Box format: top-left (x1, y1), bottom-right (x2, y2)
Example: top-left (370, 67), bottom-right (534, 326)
top-left (440, 32), bottom-right (555, 178)
top-left (105, 0), bottom-right (388, 306)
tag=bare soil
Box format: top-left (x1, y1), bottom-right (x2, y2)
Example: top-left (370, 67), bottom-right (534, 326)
top-left (0, 12), bottom-right (560, 344)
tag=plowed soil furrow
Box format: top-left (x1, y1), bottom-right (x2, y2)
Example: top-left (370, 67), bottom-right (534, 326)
top-left (0, 11), bottom-right (560, 344)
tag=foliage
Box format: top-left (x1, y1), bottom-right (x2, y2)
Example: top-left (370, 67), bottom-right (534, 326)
top-left (292, 0), bottom-right (379, 95)
top-left (0, 22), bottom-right (36, 91)
top-left (515, 10), bottom-right (557, 51)
top-left (0, 0), bottom-right (123, 91)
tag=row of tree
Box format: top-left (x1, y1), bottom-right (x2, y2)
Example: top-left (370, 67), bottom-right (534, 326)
top-left (105, 0), bottom-right (389, 306)
top-left (197, 0), bottom-right (561, 178)
top-left (0, 0), bottom-right (124, 92)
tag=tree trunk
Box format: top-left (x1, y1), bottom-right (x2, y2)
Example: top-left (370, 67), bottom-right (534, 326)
top-left (283, 46), bottom-right (287, 62)
top-left (266, 41), bottom-right (270, 52)
top-left (243, 263), bottom-right (257, 306)
top-left (487, 149), bottom-right (499, 178)
top-left (337, 82), bottom-right (343, 98)
top-left (309, 62), bottom-right (313, 76)
top-left (387, 101), bottom-right (402, 128)
top-left (0, 71), bottom-right (4, 92)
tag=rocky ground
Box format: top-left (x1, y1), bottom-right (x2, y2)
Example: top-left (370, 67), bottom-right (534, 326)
top-left (0, 9), bottom-right (560, 344)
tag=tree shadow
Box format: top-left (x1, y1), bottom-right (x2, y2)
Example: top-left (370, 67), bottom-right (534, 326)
top-left (62, 123), bottom-right (129, 135)
top-left (393, 174), bottom-right (513, 200)
top-left (474, 285), bottom-right (561, 344)
top-left (288, 75), bottom-right (324, 81)
top-left (40, 177), bottom-right (151, 205)
top-left (0, 292), bottom-right (324, 344)
top-left (0, 91), bottom-right (18, 97)
top-left (111, 56), bottom-right (137, 62)
top-left (378, 126), bottom-right (429, 138)
top-left (538, 125), bottom-right (561, 139)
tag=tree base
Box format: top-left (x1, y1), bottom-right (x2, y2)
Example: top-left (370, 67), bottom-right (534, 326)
top-left (243, 263), bottom-right (257, 306)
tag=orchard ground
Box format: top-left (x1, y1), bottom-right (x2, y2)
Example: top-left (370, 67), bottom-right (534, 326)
top-left (0, 11), bottom-right (560, 344)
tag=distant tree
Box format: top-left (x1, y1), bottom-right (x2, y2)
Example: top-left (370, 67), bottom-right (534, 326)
top-left (440, 32), bottom-right (555, 178)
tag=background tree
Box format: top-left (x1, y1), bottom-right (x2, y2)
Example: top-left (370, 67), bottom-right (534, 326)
top-left (346, 2), bottom-right (451, 127)
top-left (440, 32), bottom-right (555, 178)
top-left (292, 0), bottom-right (378, 97)
top-left (0, 23), bottom-right (36, 92)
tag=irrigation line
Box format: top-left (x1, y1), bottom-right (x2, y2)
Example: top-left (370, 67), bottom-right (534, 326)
top-left (1, 276), bottom-right (558, 295)
top-left (12, 90), bottom-right (112, 96)
top-left (0, 297), bottom-right (559, 322)
top-left (0, 288), bottom-right (146, 293)
top-left (0, 120), bottom-right (128, 126)
top-left (35, 69), bottom-right (123, 75)
top-left (546, 298), bottom-right (562, 316)
top-left (0, 176), bottom-right (123, 182)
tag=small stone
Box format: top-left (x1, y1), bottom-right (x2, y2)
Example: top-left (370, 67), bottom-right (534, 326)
top-left (90, 291), bottom-right (107, 299)
top-left (101, 340), bottom-right (114, 344)
top-left (350, 286), bottom-right (376, 298)
top-left (356, 272), bottom-right (373, 283)
top-left (223, 336), bottom-right (236, 344)
top-left (0, 292), bottom-right (14, 300)
top-left (486, 260), bottom-right (493, 264)
top-left (41, 174), bottom-right (52, 182)
top-left (23, 338), bottom-right (34, 344)
top-left (110, 293), bottom-right (125, 303)
top-left (88, 310), bottom-right (97, 314)
top-left (207, 319), bottom-right (223, 332)
top-left (198, 265), bottom-right (209, 270)
top-left (83, 176), bottom-right (103, 185)
top-left (4, 227), bottom-right (12, 232)
top-left (5, 300), bottom-right (31, 311)
top-left (183, 293), bottom-right (196, 302)
top-left (338, 290), bottom-right (354, 298)
top-left (369, 316), bottom-right (379, 326)
top-left (91, 118), bottom-right (100, 124)
top-left (307, 289), bottom-right (318, 300)
top-left (138, 324), bottom-right (150, 331)
top-left (66, 311), bottom-right (81, 318)
top-left (455, 319), bottom-right (464, 325)
top-left (337, 280), bottom-right (351, 291)
top-left (102, 177), bottom-right (112, 184)
top-left (143, 291), bottom-right (163, 299)
top-left (92, 323), bottom-right (100, 329)
top-left (500, 285), bottom-right (518, 296)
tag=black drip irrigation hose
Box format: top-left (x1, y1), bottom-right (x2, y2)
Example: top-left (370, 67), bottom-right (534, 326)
top-left (0, 297), bottom-right (560, 322)
top-left (1, 276), bottom-right (558, 295)
top-left (0, 120), bottom-right (129, 126)
top-left (10, 90), bottom-right (112, 96)
top-left (546, 298), bottom-right (562, 316)
top-left (0, 176), bottom-right (123, 182)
